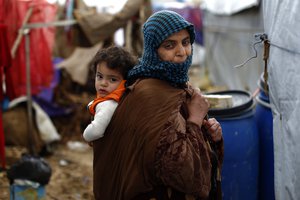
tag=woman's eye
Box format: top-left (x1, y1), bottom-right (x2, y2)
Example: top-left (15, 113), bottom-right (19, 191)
top-left (182, 39), bottom-right (190, 46)
top-left (162, 41), bottom-right (175, 49)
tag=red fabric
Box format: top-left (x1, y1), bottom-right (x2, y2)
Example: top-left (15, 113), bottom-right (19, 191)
top-left (0, 25), bottom-right (11, 67)
top-left (0, 0), bottom-right (12, 101)
top-left (0, 24), bottom-right (11, 101)
top-left (0, 0), bottom-right (9, 21)
top-left (0, 0), bottom-right (11, 169)
top-left (4, 0), bottom-right (57, 100)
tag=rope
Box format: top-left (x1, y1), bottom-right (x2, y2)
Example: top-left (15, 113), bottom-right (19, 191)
top-left (255, 95), bottom-right (271, 109)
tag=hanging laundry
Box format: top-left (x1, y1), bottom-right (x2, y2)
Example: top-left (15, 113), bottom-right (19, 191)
top-left (4, 0), bottom-right (57, 100)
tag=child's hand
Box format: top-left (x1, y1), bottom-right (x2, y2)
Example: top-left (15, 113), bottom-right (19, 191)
top-left (88, 141), bottom-right (93, 147)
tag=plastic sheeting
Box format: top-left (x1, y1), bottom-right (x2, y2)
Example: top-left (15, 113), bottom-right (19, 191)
top-left (203, 6), bottom-right (264, 92)
top-left (263, 1), bottom-right (300, 199)
top-left (56, 43), bottom-right (103, 85)
top-left (8, 96), bottom-right (61, 144)
top-left (74, 0), bottom-right (151, 46)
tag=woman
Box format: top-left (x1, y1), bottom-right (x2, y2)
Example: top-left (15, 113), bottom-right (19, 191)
top-left (93, 10), bottom-right (224, 200)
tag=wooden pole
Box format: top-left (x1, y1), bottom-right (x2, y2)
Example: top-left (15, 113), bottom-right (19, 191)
top-left (24, 28), bottom-right (36, 155)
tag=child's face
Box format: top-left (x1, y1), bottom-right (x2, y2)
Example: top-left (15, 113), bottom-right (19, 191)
top-left (95, 62), bottom-right (123, 97)
top-left (157, 29), bottom-right (192, 63)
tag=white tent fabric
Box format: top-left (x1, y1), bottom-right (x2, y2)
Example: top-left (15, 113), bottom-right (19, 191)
top-left (202, 0), bottom-right (259, 15)
top-left (263, 0), bottom-right (300, 199)
top-left (203, 6), bottom-right (264, 92)
top-left (57, 43), bottom-right (103, 85)
top-left (8, 96), bottom-right (61, 144)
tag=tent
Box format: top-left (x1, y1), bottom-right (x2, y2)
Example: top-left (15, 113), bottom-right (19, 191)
top-left (263, 0), bottom-right (300, 199)
top-left (202, 0), bottom-right (264, 92)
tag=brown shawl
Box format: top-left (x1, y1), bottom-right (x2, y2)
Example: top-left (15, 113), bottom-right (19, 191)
top-left (93, 78), bottom-right (223, 200)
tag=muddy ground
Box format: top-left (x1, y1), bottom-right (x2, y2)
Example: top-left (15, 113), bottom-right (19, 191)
top-left (0, 70), bottom-right (97, 199)
top-left (0, 142), bottom-right (94, 200)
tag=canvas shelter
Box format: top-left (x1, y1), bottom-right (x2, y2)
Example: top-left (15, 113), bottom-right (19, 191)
top-left (202, 0), bottom-right (264, 92)
top-left (263, 0), bottom-right (300, 199)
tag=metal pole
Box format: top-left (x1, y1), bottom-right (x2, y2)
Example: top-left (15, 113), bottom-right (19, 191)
top-left (24, 28), bottom-right (36, 155)
top-left (15, 19), bottom-right (77, 155)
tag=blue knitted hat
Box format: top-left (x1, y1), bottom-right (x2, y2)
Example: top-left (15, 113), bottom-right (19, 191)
top-left (127, 10), bottom-right (195, 87)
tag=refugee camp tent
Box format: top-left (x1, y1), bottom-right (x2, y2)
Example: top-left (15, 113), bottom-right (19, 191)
top-left (263, 0), bottom-right (300, 199)
top-left (202, 0), bottom-right (264, 92)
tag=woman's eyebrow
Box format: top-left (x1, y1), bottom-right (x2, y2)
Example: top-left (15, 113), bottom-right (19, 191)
top-left (183, 36), bottom-right (190, 40)
top-left (162, 39), bottom-right (174, 43)
top-left (163, 36), bottom-right (190, 42)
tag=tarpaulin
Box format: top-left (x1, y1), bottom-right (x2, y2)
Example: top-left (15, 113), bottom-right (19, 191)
top-left (0, 0), bottom-right (12, 170)
top-left (4, 0), bottom-right (57, 100)
top-left (203, 6), bottom-right (264, 92)
top-left (0, 24), bottom-right (11, 101)
top-left (263, 0), bottom-right (300, 199)
top-left (74, 0), bottom-right (151, 46)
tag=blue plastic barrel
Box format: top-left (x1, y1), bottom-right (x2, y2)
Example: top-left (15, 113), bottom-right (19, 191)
top-left (255, 74), bottom-right (275, 200)
top-left (208, 90), bottom-right (259, 200)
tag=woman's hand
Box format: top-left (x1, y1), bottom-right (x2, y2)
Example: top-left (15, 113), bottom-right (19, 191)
top-left (203, 118), bottom-right (222, 142)
top-left (187, 88), bottom-right (210, 126)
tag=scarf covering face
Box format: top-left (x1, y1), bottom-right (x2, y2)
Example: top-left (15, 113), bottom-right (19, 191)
top-left (127, 10), bottom-right (195, 87)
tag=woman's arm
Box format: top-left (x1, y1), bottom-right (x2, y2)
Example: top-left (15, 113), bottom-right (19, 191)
top-left (154, 88), bottom-right (223, 198)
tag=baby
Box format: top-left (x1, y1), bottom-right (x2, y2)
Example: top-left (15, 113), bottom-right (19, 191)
top-left (83, 46), bottom-right (136, 144)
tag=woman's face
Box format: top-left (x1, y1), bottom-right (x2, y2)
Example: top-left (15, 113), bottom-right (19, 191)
top-left (157, 29), bottom-right (192, 63)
